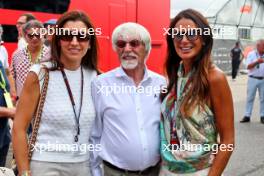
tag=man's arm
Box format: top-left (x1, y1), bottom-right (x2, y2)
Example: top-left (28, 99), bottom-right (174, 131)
top-left (247, 58), bottom-right (264, 70)
top-left (246, 52), bottom-right (264, 70)
top-left (0, 107), bottom-right (15, 118)
top-left (89, 79), bottom-right (103, 176)
top-left (5, 68), bottom-right (17, 101)
top-left (240, 48), bottom-right (245, 60)
top-left (230, 49), bottom-right (233, 58)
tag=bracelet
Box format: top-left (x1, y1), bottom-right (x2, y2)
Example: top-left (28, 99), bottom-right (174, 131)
top-left (21, 170), bottom-right (31, 176)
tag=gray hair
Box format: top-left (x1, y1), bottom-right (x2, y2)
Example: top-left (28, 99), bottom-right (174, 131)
top-left (111, 22), bottom-right (151, 56)
top-left (22, 20), bottom-right (44, 35)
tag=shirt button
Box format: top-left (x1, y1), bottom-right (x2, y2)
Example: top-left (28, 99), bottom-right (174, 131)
top-left (140, 127), bottom-right (143, 131)
top-left (136, 108), bottom-right (141, 112)
top-left (143, 148), bottom-right (147, 151)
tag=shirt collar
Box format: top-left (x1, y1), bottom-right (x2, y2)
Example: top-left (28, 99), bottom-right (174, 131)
top-left (115, 66), bottom-right (152, 82)
top-left (256, 50), bottom-right (264, 57)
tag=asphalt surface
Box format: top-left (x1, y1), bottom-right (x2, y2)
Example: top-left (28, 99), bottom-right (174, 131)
top-left (224, 75), bottom-right (264, 176)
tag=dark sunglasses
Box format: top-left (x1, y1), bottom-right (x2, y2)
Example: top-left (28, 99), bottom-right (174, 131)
top-left (116, 40), bottom-right (141, 48)
top-left (173, 30), bottom-right (199, 42)
top-left (16, 22), bottom-right (25, 26)
top-left (27, 33), bottom-right (41, 39)
top-left (59, 33), bottom-right (91, 42)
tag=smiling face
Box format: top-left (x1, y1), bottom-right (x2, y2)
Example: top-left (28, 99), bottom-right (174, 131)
top-left (59, 20), bottom-right (90, 69)
top-left (173, 18), bottom-right (203, 62)
top-left (25, 28), bottom-right (43, 48)
top-left (115, 35), bottom-right (147, 70)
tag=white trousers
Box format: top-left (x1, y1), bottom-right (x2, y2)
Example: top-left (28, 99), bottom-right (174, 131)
top-left (30, 160), bottom-right (90, 176)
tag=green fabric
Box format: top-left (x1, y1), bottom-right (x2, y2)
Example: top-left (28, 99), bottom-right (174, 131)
top-left (160, 63), bottom-right (217, 174)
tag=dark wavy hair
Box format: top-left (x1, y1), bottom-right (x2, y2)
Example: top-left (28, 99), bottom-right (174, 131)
top-left (50, 10), bottom-right (99, 72)
top-left (162, 9), bottom-right (214, 117)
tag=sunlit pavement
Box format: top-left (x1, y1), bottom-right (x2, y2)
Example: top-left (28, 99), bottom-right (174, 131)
top-left (225, 74), bottom-right (264, 176)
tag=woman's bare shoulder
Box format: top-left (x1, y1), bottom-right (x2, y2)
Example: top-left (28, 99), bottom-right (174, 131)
top-left (23, 72), bottom-right (40, 91)
top-left (208, 65), bottom-right (227, 86)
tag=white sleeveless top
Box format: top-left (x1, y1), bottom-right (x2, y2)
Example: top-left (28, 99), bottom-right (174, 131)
top-left (30, 62), bottom-right (97, 163)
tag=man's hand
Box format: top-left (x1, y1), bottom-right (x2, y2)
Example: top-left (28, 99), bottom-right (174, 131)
top-left (7, 107), bottom-right (16, 119)
top-left (257, 58), bottom-right (264, 64)
top-left (0, 107), bottom-right (16, 119)
top-left (11, 93), bottom-right (17, 105)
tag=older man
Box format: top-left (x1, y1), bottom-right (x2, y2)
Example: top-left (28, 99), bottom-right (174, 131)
top-left (241, 39), bottom-right (264, 123)
top-left (90, 22), bottom-right (166, 176)
top-left (16, 13), bottom-right (36, 49)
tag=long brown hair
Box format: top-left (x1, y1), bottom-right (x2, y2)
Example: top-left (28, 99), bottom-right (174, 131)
top-left (163, 9), bottom-right (213, 117)
top-left (51, 10), bottom-right (99, 72)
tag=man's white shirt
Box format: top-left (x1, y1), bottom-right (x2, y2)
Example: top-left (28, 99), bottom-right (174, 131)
top-left (90, 67), bottom-right (166, 176)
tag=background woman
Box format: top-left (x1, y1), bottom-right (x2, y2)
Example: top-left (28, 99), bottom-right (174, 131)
top-left (160, 9), bottom-right (234, 176)
top-left (11, 20), bottom-right (50, 99)
top-left (12, 11), bottom-right (99, 176)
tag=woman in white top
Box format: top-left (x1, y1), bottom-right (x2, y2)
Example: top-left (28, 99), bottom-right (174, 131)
top-left (12, 11), bottom-right (100, 176)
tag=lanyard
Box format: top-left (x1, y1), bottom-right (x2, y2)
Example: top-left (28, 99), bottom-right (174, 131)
top-left (170, 65), bottom-right (192, 145)
top-left (27, 46), bottom-right (43, 64)
top-left (60, 67), bottom-right (84, 142)
top-left (0, 70), bottom-right (7, 92)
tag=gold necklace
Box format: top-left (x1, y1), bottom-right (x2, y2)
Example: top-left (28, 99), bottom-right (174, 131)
top-left (27, 46), bottom-right (43, 64)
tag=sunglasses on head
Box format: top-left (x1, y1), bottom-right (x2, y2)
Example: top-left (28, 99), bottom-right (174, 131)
top-left (116, 39), bottom-right (141, 48)
top-left (27, 33), bottom-right (41, 39)
top-left (173, 29), bottom-right (199, 42)
top-left (59, 33), bottom-right (91, 42)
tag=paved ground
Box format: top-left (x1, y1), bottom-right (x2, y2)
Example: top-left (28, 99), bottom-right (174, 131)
top-left (224, 75), bottom-right (264, 176)
top-left (5, 74), bottom-right (264, 175)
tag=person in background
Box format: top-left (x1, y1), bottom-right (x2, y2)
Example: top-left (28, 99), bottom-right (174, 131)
top-left (16, 13), bottom-right (36, 49)
top-left (11, 20), bottom-right (50, 100)
top-left (12, 10), bottom-right (99, 176)
top-left (160, 9), bottom-right (234, 176)
top-left (0, 60), bottom-right (16, 167)
top-left (43, 19), bottom-right (57, 47)
top-left (230, 41), bottom-right (243, 81)
top-left (0, 25), bottom-right (9, 70)
top-left (240, 39), bottom-right (264, 124)
top-left (90, 22), bottom-right (166, 176)
top-left (0, 25), bottom-right (16, 100)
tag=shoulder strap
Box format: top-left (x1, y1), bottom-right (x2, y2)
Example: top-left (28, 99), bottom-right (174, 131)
top-left (27, 68), bottom-right (49, 160)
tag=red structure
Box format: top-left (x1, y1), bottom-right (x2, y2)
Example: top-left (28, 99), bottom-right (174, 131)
top-left (0, 0), bottom-right (170, 73)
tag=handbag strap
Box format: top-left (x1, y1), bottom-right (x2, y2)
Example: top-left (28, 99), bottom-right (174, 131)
top-left (27, 68), bottom-right (49, 160)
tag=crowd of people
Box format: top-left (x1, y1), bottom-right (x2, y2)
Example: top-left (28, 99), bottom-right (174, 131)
top-left (0, 8), bottom-right (243, 176)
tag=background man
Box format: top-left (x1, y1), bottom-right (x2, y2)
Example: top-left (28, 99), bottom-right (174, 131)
top-left (230, 41), bottom-right (243, 81)
top-left (16, 13), bottom-right (36, 49)
top-left (241, 39), bottom-right (264, 124)
top-left (0, 60), bottom-right (16, 166)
